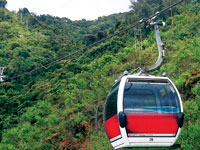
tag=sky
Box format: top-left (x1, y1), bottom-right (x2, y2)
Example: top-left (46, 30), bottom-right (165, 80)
top-left (7, 0), bottom-right (132, 20)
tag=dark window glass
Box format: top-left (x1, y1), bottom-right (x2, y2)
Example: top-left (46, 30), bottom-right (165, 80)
top-left (104, 83), bottom-right (119, 120)
top-left (123, 81), bottom-right (180, 114)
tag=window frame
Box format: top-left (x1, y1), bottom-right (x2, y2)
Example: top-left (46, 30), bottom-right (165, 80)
top-left (123, 78), bottom-right (181, 114)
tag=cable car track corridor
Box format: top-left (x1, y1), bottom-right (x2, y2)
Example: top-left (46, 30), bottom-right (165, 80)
top-left (1, 0), bottom-right (185, 83)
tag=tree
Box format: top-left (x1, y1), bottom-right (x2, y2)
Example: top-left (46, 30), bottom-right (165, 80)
top-left (0, 0), bottom-right (7, 8)
top-left (97, 31), bottom-right (106, 40)
top-left (86, 34), bottom-right (96, 45)
top-left (130, 0), bottom-right (165, 18)
top-left (18, 8), bottom-right (30, 15)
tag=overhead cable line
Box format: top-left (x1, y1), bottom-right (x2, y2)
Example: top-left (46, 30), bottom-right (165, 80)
top-left (170, 0), bottom-right (175, 33)
top-left (4, 0), bottom-right (185, 82)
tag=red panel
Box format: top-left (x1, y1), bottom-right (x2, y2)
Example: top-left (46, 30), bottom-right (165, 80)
top-left (126, 113), bottom-right (178, 134)
top-left (104, 115), bottom-right (121, 139)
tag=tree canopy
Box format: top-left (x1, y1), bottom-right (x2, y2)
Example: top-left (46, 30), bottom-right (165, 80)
top-left (0, 0), bottom-right (200, 149)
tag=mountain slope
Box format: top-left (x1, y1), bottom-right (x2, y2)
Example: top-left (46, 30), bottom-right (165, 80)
top-left (0, 0), bottom-right (200, 149)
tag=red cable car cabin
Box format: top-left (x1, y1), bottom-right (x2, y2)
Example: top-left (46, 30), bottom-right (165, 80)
top-left (104, 75), bottom-right (184, 149)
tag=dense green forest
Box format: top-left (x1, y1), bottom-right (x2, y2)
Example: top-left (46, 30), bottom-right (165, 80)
top-left (0, 0), bottom-right (200, 149)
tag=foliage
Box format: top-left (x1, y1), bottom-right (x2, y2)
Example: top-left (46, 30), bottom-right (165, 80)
top-left (0, 0), bottom-right (200, 149)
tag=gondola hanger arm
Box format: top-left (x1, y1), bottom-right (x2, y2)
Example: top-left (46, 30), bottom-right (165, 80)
top-left (145, 22), bottom-right (166, 72)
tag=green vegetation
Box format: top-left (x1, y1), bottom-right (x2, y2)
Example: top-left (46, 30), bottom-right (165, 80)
top-left (0, 0), bottom-right (7, 8)
top-left (0, 0), bottom-right (200, 149)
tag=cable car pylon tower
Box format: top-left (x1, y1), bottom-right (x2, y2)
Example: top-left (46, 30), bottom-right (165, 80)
top-left (0, 67), bottom-right (6, 82)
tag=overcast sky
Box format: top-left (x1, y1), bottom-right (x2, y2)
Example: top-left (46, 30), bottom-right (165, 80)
top-left (7, 0), bottom-right (132, 20)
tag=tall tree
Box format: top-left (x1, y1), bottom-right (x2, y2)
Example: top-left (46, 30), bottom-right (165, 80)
top-left (0, 0), bottom-right (7, 8)
top-left (130, 0), bottom-right (167, 18)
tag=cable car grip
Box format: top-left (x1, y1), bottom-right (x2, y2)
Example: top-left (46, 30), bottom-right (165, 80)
top-left (150, 22), bottom-right (166, 26)
top-left (118, 112), bottom-right (127, 128)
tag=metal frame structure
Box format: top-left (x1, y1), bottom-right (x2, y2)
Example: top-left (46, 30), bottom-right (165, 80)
top-left (145, 22), bottom-right (165, 72)
top-left (114, 22), bottom-right (165, 84)
top-left (0, 67), bottom-right (6, 82)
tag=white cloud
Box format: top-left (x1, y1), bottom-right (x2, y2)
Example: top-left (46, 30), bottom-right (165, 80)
top-left (7, 0), bottom-right (131, 20)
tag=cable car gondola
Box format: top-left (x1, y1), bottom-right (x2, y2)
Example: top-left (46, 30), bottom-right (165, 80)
top-left (104, 72), bottom-right (184, 149)
top-left (103, 22), bottom-right (184, 149)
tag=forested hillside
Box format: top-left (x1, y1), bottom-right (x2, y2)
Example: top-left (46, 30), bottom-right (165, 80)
top-left (0, 0), bottom-right (200, 149)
